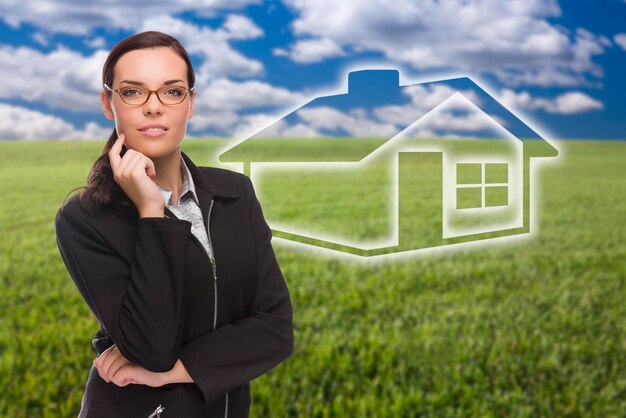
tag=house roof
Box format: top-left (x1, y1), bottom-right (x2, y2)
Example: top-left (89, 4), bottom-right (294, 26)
top-left (220, 70), bottom-right (558, 163)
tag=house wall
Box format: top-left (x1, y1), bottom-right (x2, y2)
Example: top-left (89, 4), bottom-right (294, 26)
top-left (247, 136), bottom-right (524, 251)
top-left (441, 140), bottom-right (524, 238)
top-left (248, 157), bottom-right (396, 250)
top-left (388, 138), bottom-right (524, 241)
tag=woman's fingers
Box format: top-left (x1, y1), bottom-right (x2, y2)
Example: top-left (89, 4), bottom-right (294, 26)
top-left (106, 133), bottom-right (163, 214)
top-left (92, 344), bottom-right (148, 387)
top-left (110, 133), bottom-right (154, 180)
top-left (145, 157), bottom-right (156, 177)
top-left (116, 150), bottom-right (142, 178)
top-left (97, 361), bottom-right (166, 388)
top-left (95, 365), bottom-right (109, 383)
top-left (110, 143), bottom-right (156, 185)
top-left (107, 352), bottom-right (131, 380)
top-left (94, 350), bottom-right (114, 382)
top-left (93, 344), bottom-right (115, 370)
top-left (110, 365), bottom-right (137, 387)
top-left (94, 357), bottom-right (110, 383)
top-left (101, 346), bottom-right (125, 378)
top-left (93, 344), bottom-right (127, 384)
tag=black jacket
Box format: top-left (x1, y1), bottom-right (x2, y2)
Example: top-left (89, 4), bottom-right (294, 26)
top-left (54, 151), bottom-right (294, 418)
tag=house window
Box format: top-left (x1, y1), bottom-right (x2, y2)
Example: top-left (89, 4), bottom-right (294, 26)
top-left (456, 163), bottom-right (509, 209)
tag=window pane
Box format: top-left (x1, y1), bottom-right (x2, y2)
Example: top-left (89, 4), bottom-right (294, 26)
top-left (457, 163), bottom-right (481, 184)
top-left (457, 187), bottom-right (482, 209)
top-left (485, 186), bottom-right (508, 207)
top-left (485, 163), bottom-right (508, 184)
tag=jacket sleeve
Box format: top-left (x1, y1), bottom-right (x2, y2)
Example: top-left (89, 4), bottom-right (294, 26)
top-left (54, 205), bottom-right (192, 372)
top-left (178, 175), bottom-right (294, 404)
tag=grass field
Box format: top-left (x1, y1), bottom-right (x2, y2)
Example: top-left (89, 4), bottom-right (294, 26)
top-left (0, 139), bottom-right (625, 417)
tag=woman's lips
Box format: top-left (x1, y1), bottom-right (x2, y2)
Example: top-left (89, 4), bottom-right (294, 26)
top-left (138, 126), bottom-right (168, 138)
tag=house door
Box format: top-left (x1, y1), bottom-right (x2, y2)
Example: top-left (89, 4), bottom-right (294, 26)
top-left (398, 151), bottom-right (444, 250)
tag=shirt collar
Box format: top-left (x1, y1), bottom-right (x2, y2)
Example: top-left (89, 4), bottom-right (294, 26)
top-left (157, 154), bottom-right (200, 207)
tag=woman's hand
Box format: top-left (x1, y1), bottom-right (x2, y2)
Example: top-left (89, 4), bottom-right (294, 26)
top-left (108, 132), bottom-right (164, 218)
top-left (93, 344), bottom-right (167, 387)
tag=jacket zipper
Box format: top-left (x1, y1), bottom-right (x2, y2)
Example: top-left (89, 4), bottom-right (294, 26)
top-left (206, 200), bottom-right (229, 418)
top-left (207, 199), bottom-right (218, 331)
top-left (147, 404), bottom-right (164, 418)
top-left (165, 202), bottom-right (229, 418)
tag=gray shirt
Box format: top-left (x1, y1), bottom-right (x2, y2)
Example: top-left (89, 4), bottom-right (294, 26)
top-left (156, 155), bottom-right (213, 260)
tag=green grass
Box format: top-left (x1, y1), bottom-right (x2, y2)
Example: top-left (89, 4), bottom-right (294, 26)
top-left (1, 139), bottom-right (625, 417)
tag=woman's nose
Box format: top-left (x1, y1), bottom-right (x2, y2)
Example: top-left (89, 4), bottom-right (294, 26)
top-left (143, 92), bottom-right (163, 115)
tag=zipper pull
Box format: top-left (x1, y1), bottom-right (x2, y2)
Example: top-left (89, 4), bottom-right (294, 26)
top-left (147, 404), bottom-right (165, 418)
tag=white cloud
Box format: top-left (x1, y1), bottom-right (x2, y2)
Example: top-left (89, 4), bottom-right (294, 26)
top-left (282, 0), bottom-right (610, 87)
top-left (239, 105), bottom-right (400, 139)
top-left (0, 6), bottom-right (271, 125)
top-left (85, 36), bottom-right (107, 49)
top-left (190, 110), bottom-right (241, 134)
top-left (225, 68), bottom-right (611, 139)
top-left (0, 15), bottom-right (271, 114)
top-left (276, 122), bottom-right (321, 137)
top-left (404, 93), bottom-right (511, 138)
top-left (0, 103), bottom-right (109, 140)
top-left (296, 106), bottom-right (398, 137)
top-left (0, 45), bottom-right (107, 112)
top-left (241, 82), bottom-right (494, 139)
top-left (0, 0), bottom-right (339, 141)
top-left (195, 78), bottom-right (306, 111)
top-left (189, 78), bottom-right (307, 135)
top-left (274, 38), bottom-right (345, 63)
top-left (412, 109), bottom-right (495, 133)
top-left (500, 89), bottom-right (604, 114)
top-left (32, 32), bottom-right (49, 47)
top-left (231, 113), bottom-right (290, 139)
top-left (222, 14), bottom-right (264, 40)
top-left (398, 92), bottom-right (497, 138)
top-left (614, 33), bottom-right (626, 51)
top-left (568, 28), bottom-right (611, 77)
top-left (374, 84), bottom-right (482, 126)
top-left (139, 15), bottom-right (265, 79)
top-left (272, 48), bottom-right (289, 58)
top-left (296, 106), bottom-right (353, 130)
top-left (251, 118), bottom-right (322, 138)
top-left (0, 0), bottom-right (260, 35)
top-left (78, 122), bottom-right (114, 140)
top-left (550, 92), bottom-right (604, 114)
top-left (0, 22), bottom-right (307, 139)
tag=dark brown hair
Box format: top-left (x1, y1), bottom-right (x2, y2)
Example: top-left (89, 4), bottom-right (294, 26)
top-left (63, 31), bottom-right (195, 215)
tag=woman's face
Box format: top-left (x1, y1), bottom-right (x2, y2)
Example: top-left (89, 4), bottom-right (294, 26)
top-left (100, 47), bottom-right (195, 159)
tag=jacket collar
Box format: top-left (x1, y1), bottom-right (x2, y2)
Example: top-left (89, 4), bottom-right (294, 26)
top-left (115, 150), bottom-right (240, 216)
top-left (180, 151), bottom-right (240, 199)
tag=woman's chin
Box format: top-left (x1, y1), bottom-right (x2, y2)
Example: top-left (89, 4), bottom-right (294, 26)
top-left (125, 137), bottom-right (181, 159)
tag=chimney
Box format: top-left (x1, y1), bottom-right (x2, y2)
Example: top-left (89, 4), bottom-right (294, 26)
top-left (348, 69), bottom-right (400, 95)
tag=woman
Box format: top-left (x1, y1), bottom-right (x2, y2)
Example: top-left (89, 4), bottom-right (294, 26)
top-left (54, 31), bottom-right (293, 418)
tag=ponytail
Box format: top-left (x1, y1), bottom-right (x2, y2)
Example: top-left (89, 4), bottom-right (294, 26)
top-left (61, 128), bottom-right (132, 216)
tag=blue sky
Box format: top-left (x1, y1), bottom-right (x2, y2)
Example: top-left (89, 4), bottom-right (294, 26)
top-left (0, 0), bottom-right (624, 140)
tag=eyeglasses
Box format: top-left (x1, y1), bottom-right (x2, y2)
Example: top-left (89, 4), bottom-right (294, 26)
top-left (103, 83), bottom-right (194, 105)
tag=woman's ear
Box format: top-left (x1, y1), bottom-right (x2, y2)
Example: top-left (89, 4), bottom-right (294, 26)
top-left (100, 90), bottom-right (115, 121)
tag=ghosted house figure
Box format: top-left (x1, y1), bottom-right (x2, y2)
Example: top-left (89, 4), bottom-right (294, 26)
top-left (220, 70), bottom-right (558, 256)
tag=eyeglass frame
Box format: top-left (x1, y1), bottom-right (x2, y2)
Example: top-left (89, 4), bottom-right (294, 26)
top-left (103, 83), bottom-right (195, 106)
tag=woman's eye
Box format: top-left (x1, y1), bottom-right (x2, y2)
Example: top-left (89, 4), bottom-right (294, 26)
top-left (162, 87), bottom-right (185, 97)
top-left (121, 88), bottom-right (143, 97)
